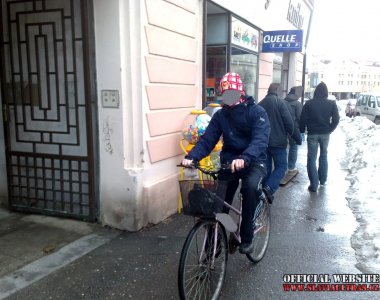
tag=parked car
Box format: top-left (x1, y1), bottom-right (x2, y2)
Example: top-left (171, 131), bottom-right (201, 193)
top-left (355, 92), bottom-right (380, 124)
top-left (345, 99), bottom-right (356, 118)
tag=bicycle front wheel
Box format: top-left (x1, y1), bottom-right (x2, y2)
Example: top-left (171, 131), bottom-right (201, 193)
top-left (178, 220), bottom-right (228, 300)
top-left (247, 199), bottom-right (271, 263)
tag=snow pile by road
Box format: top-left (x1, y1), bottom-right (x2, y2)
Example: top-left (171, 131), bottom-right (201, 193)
top-left (339, 111), bottom-right (380, 273)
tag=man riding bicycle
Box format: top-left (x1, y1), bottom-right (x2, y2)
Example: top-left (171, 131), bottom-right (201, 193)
top-left (181, 72), bottom-right (270, 254)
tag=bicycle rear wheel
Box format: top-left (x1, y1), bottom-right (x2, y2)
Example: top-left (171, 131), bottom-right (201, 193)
top-left (246, 199), bottom-right (271, 263)
top-left (178, 220), bottom-right (228, 300)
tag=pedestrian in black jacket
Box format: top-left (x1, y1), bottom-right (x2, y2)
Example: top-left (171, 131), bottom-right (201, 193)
top-left (259, 83), bottom-right (302, 202)
top-left (299, 82), bottom-right (340, 192)
top-left (284, 86), bottom-right (303, 173)
top-left (182, 72), bottom-right (270, 254)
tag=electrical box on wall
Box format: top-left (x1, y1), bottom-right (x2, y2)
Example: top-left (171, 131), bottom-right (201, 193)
top-left (101, 90), bottom-right (119, 108)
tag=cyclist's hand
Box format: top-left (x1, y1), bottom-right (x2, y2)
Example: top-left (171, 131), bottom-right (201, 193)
top-left (231, 159), bottom-right (245, 173)
top-left (181, 158), bottom-right (194, 167)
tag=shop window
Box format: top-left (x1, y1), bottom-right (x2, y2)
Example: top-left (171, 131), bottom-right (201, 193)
top-left (206, 46), bottom-right (227, 101)
top-left (206, 14), bottom-right (228, 45)
top-left (230, 47), bottom-right (257, 98)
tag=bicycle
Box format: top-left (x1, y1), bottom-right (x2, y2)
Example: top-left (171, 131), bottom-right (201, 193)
top-left (177, 163), bottom-right (271, 299)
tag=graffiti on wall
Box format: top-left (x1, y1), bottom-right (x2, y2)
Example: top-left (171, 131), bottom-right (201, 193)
top-left (103, 118), bottom-right (114, 154)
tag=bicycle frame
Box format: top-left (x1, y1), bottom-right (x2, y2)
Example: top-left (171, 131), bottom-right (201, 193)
top-left (199, 190), bottom-right (266, 265)
top-left (222, 195), bottom-right (243, 245)
top-left (198, 193), bottom-right (243, 266)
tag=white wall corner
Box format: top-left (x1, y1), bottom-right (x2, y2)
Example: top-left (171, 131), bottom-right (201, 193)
top-left (120, 0), bottom-right (144, 169)
top-left (94, 0), bottom-right (145, 231)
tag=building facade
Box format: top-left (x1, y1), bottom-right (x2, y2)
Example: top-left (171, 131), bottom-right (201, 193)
top-left (306, 56), bottom-right (380, 99)
top-left (0, 0), bottom-right (313, 231)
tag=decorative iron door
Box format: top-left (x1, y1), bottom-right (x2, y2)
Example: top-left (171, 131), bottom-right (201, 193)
top-left (0, 0), bottom-right (97, 220)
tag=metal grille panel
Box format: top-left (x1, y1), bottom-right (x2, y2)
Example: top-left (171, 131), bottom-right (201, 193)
top-left (1, 0), bottom-right (95, 220)
top-left (10, 153), bottom-right (90, 217)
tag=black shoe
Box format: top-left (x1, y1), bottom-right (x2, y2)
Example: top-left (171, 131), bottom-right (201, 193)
top-left (239, 241), bottom-right (254, 254)
top-left (308, 185), bottom-right (317, 192)
top-left (263, 186), bottom-right (274, 204)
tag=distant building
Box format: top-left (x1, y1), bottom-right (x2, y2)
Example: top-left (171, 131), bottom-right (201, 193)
top-left (306, 56), bottom-right (380, 99)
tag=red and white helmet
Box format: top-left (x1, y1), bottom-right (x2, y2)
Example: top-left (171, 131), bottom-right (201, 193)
top-left (219, 72), bottom-right (245, 96)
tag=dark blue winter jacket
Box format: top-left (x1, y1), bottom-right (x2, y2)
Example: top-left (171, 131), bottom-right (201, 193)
top-left (186, 97), bottom-right (270, 166)
top-left (259, 92), bottom-right (302, 148)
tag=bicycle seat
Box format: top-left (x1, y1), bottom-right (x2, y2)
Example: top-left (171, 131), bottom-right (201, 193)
top-left (215, 213), bottom-right (237, 232)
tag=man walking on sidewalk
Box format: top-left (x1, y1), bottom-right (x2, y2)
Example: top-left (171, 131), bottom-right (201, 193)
top-left (283, 86), bottom-right (303, 179)
top-left (299, 82), bottom-right (340, 192)
top-left (259, 83), bottom-right (302, 202)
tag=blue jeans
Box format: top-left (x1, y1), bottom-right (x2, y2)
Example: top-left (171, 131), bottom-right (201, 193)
top-left (287, 137), bottom-right (298, 170)
top-left (263, 147), bottom-right (288, 193)
top-left (307, 134), bottom-right (330, 188)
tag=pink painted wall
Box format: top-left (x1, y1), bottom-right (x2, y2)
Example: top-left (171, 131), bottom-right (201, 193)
top-left (144, 0), bottom-right (201, 164)
top-left (258, 53), bottom-right (274, 101)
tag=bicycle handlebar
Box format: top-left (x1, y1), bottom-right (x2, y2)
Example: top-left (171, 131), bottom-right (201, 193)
top-left (177, 162), bottom-right (232, 178)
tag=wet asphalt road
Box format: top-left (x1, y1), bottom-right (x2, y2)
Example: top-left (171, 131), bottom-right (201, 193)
top-left (6, 127), bottom-right (379, 300)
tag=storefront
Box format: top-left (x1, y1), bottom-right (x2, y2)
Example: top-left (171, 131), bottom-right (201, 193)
top-left (205, 0), bottom-right (313, 101)
top-left (205, 6), bottom-right (260, 102)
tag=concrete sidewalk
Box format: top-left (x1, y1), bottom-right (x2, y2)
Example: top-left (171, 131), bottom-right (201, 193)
top-left (0, 206), bottom-right (120, 297)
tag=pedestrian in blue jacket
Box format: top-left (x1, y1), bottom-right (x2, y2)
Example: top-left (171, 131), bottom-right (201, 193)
top-left (182, 72), bottom-right (270, 254)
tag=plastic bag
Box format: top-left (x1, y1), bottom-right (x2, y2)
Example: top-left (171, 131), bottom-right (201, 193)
top-left (182, 114), bottom-right (211, 144)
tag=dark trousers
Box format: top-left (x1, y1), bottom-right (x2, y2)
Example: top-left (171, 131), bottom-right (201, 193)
top-left (220, 164), bottom-right (266, 243)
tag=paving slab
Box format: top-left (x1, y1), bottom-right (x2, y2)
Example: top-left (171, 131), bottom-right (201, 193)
top-left (0, 207), bottom-right (114, 278)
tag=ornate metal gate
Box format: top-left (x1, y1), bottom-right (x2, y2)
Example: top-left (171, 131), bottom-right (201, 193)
top-left (0, 0), bottom-right (97, 220)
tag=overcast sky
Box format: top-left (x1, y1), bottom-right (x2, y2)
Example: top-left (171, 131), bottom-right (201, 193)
top-left (307, 0), bottom-right (380, 61)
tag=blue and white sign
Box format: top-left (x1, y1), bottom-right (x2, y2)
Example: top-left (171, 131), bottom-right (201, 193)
top-left (262, 30), bottom-right (303, 53)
